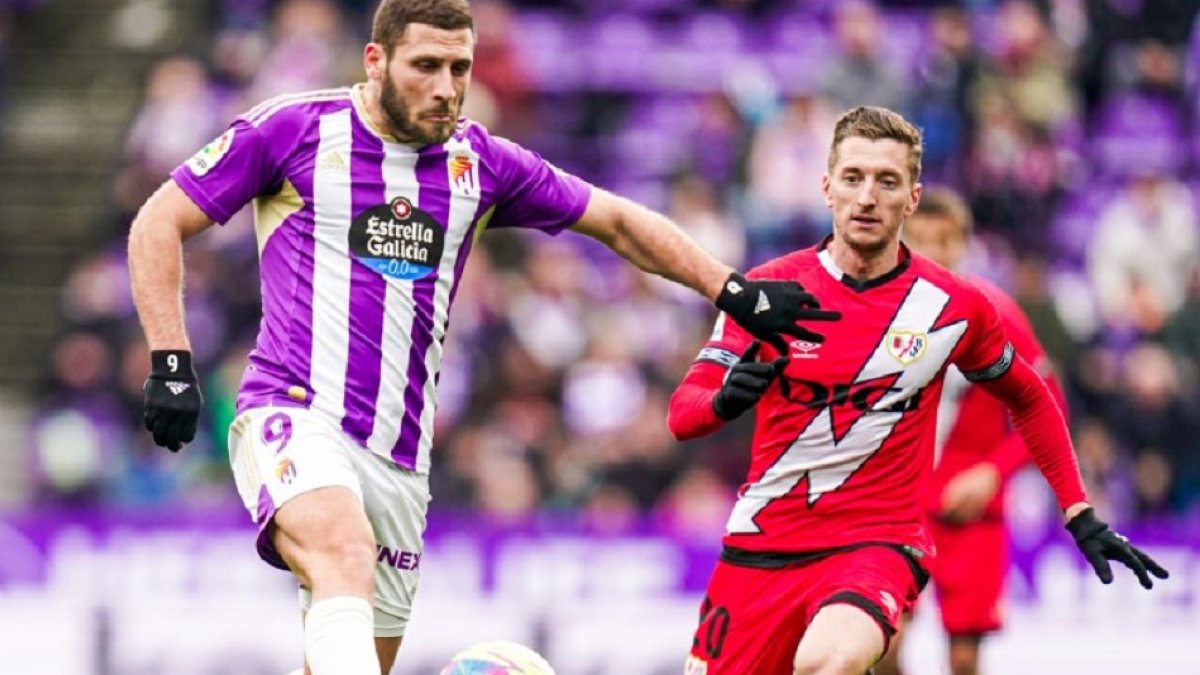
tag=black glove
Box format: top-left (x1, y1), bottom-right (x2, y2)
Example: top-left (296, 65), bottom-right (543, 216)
top-left (712, 341), bottom-right (788, 421)
top-left (143, 350), bottom-right (203, 452)
top-left (715, 272), bottom-right (841, 354)
top-left (1066, 507), bottom-right (1169, 589)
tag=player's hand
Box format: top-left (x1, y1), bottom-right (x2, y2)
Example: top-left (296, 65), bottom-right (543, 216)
top-left (143, 350), bottom-right (203, 452)
top-left (715, 272), bottom-right (841, 354)
top-left (1066, 507), bottom-right (1169, 589)
top-left (712, 341), bottom-right (788, 421)
top-left (939, 463), bottom-right (1000, 523)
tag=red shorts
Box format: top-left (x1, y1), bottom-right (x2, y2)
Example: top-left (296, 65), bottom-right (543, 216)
top-left (686, 545), bottom-right (927, 675)
top-left (929, 519), bottom-right (1008, 636)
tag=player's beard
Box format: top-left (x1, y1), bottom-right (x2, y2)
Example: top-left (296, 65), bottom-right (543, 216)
top-left (381, 75), bottom-right (460, 146)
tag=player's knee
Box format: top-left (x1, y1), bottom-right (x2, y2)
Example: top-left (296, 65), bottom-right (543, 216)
top-left (949, 655), bottom-right (978, 675)
top-left (296, 536), bottom-right (376, 590)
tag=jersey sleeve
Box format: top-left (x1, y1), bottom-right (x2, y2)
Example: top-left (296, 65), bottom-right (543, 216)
top-left (952, 282), bottom-right (1016, 382)
top-left (485, 135), bottom-right (592, 234)
top-left (169, 117), bottom-right (284, 224)
top-left (980, 282), bottom-right (1065, 479)
top-left (667, 310), bottom-right (756, 440)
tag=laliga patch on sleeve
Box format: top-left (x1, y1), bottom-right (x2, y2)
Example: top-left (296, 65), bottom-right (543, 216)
top-left (186, 128), bottom-right (236, 177)
top-left (697, 346), bottom-right (739, 367)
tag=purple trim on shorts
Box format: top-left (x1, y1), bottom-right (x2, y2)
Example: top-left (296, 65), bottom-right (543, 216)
top-left (254, 485), bottom-right (289, 570)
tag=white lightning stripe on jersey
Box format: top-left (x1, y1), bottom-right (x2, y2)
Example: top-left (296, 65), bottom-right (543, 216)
top-left (414, 135), bottom-right (483, 474)
top-left (308, 109), bottom-right (354, 421)
top-left (934, 365), bottom-right (970, 464)
top-left (364, 144), bottom-right (422, 455)
top-left (727, 278), bottom-right (968, 533)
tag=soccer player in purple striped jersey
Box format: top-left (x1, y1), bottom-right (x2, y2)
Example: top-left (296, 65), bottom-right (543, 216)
top-left (127, 1), bottom-right (839, 673)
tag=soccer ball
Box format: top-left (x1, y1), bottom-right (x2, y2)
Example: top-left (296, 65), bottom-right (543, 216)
top-left (439, 640), bottom-right (557, 675)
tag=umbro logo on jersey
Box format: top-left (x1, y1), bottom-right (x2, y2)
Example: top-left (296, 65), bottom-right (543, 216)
top-left (790, 339), bottom-right (821, 359)
top-left (879, 590), bottom-right (898, 616)
top-left (753, 290), bottom-right (771, 314)
top-left (165, 382), bottom-right (191, 396)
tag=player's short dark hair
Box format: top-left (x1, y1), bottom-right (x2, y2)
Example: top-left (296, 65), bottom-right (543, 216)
top-left (371, 0), bottom-right (474, 54)
top-left (914, 186), bottom-right (973, 235)
top-left (828, 106), bottom-right (923, 184)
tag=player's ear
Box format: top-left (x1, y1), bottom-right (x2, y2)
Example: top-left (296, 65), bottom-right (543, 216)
top-left (821, 173), bottom-right (833, 208)
top-left (906, 182), bottom-right (922, 216)
top-left (364, 42), bottom-right (387, 81)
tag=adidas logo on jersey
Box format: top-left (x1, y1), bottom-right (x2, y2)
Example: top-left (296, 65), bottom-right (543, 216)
top-left (753, 290), bottom-right (771, 314)
top-left (165, 382), bottom-right (191, 396)
top-left (318, 150), bottom-right (347, 172)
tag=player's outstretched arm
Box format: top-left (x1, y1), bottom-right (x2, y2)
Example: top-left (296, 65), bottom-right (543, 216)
top-left (975, 356), bottom-right (1169, 589)
top-left (570, 188), bottom-right (839, 351)
top-left (128, 179), bottom-right (214, 451)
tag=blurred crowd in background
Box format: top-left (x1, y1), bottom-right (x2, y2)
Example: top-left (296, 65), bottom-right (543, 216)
top-left (19, 0), bottom-right (1200, 534)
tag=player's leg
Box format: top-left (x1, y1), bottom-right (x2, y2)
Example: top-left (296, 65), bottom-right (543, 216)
top-left (931, 520), bottom-right (1006, 675)
top-left (872, 611), bottom-right (910, 675)
top-left (947, 634), bottom-right (982, 675)
top-left (354, 448), bottom-right (431, 674)
top-left (792, 603), bottom-right (885, 675)
top-left (793, 546), bottom-right (927, 675)
top-left (273, 486), bottom-right (379, 675)
top-left (227, 408), bottom-right (380, 675)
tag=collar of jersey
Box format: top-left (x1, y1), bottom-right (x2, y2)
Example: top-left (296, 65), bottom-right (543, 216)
top-left (351, 83), bottom-right (421, 150)
top-left (816, 235), bottom-right (912, 293)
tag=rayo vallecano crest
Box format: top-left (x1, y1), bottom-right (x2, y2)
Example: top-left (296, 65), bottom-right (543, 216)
top-left (886, 329), bottom-right (927, 365)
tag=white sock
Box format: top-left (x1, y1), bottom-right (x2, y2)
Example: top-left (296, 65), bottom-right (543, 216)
top-left (304, 596), bottom-right (378, 675)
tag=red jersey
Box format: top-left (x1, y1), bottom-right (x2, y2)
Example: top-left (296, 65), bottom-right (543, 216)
top-left (668, 241), bottom-right (1085, 556)
top-left (929, 276), bottom-right (1065, 523)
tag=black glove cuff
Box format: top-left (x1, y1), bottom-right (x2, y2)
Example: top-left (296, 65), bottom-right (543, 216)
top-left (1065, 507), bottom-right (1106, 543)
top-left (150, 350), bottom-right (196, 379)
top-left (714, 272), bottom-right (750, 315)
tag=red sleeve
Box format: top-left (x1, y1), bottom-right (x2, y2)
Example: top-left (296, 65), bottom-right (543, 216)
top-left (974, 280), bottom-right (1068, 480)
top-left (667, 311), bottom-right (754, 441)
top-left (957, 284), bottom-right (1087, 510)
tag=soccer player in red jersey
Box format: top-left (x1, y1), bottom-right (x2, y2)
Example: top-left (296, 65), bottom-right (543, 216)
top-left (669, 107), bottom-right (1167, 675)
top-left (874, 188), bottom-right (1065, 675)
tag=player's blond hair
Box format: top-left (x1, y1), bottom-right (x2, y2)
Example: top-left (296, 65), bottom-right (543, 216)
top-left (828, 106), bottom-right (924, 184)
top-left (372, 0), bottom-right (474, 54)
top-left (914, 186), bottom-right (973, 235)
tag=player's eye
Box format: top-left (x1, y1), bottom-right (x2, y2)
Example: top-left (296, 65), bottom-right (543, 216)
top-left (452, 62), bottom-right (471, 76)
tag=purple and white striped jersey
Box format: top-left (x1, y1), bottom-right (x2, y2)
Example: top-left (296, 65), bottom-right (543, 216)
top-left (171, 85), bottom-right (591, 473)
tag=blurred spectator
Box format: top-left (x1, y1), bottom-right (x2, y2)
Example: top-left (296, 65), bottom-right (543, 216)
top-left (1111, 343), bottom-right (1200, 517)
top-left (819, 0), bottom-right (912, 113)
top-left (909, 4), bottom-right (985, 183)
top-left (1087, 173), bottom-right (1198, 336)
top-left (743, 94), bottom-right (837, 259)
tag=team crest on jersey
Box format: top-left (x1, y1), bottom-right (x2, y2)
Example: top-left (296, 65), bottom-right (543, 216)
top-left (886, 330), bottom-right (927, 365)
top-left (684, 655), bottom-right (708, 675)
top-left (186, 128), bottom-right (235, 177)
top-left (448, 148), bottom-right (480, 197)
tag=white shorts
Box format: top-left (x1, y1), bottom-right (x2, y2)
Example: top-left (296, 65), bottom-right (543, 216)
top-left (227, 406), bottom-right (430, 637)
